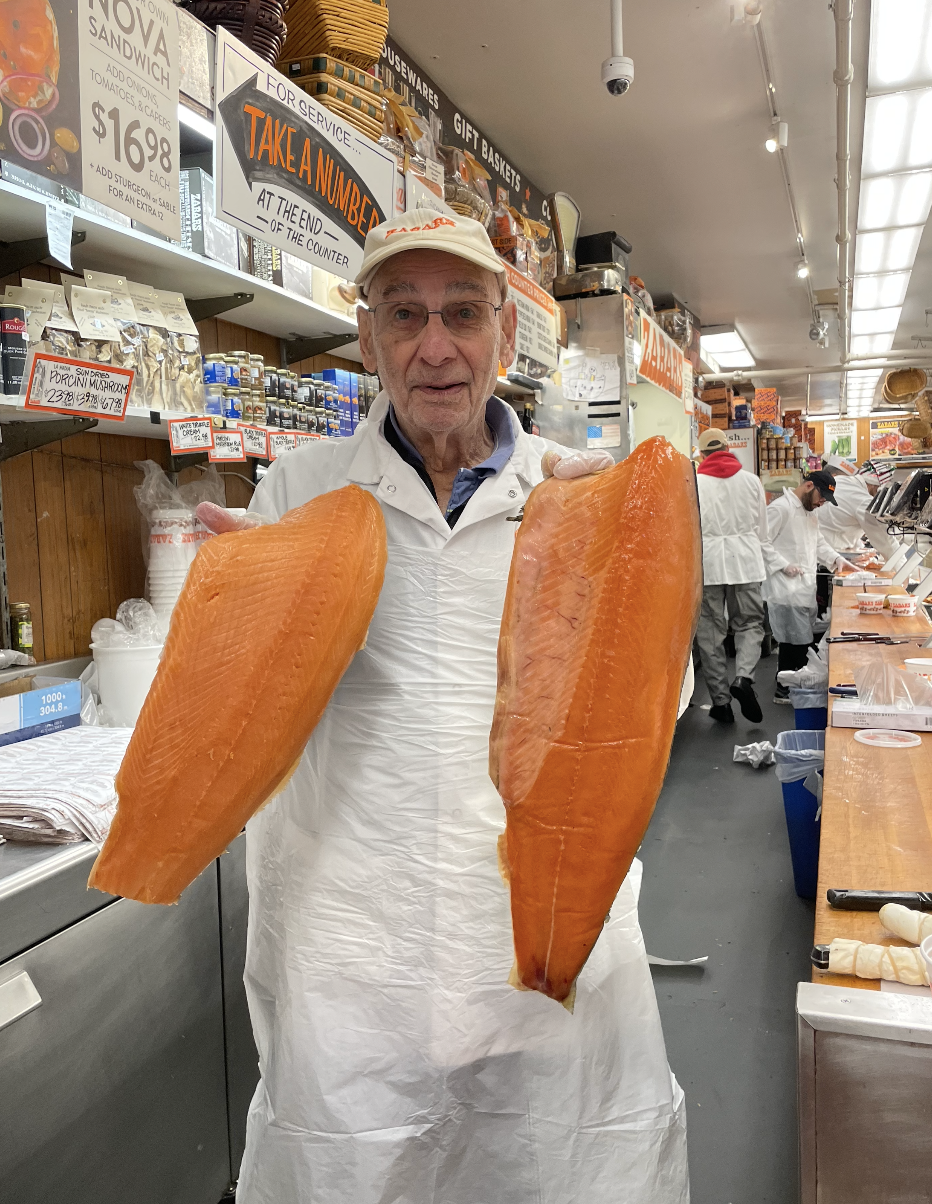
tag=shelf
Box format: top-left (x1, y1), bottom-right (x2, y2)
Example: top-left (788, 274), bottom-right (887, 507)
top-left (0, 179), bottom-right (362, 361)
top-left (0, 401), bottom-right (248, 442)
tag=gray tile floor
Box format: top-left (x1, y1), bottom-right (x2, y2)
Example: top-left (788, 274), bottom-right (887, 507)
top-left (638, 651), bottom-right (815, 1204)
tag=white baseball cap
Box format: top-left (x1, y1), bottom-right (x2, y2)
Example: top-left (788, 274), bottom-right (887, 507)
top-left (355, 207), bottom-right (505, 296)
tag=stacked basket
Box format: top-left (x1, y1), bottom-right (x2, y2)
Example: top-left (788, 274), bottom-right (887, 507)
top-left (277, 0), bottom-right (389, 139)
top-left (183, 0), bottom-right (289, 64)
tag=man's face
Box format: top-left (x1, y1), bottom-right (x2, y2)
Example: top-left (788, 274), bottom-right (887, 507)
top-left (357, 248), bottom-right (517, 437)
top-left (802, 482), bottom-right (825, 511)
top-left (867, 482), bottom-right (879, 497)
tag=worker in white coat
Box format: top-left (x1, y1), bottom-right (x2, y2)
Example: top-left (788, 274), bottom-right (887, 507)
top-left (694, 428), bottom-right (780, 725)
top-left (200, 210), bottom-right (689, 1203)
top-left (818, 461), bottom-right (900, 561)
top-left (763, 472), bottom-right (853, 702)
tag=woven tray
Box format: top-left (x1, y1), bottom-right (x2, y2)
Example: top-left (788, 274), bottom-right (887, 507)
top-left (312, 93), bottom-right (383, 140)
top-left (186, 0), bottom-right (287, 63)
top-left (281, 53), bottom-right (383, 95)
top-left (280, 0), bottom-right (389, 69)
top-left (297, 75), bottom-right (382, 119)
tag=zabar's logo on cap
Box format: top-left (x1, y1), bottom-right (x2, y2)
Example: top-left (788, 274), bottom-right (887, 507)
top-left (383, 217), bottom-right (456, 239)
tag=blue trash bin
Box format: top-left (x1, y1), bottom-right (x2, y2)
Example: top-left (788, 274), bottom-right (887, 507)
top-left (774, 729), bottom-right (825, 899)
top-left (789, 687), bottom-right (828, 731)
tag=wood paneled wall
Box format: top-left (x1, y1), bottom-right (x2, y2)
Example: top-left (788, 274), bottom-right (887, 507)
top-left (0, 269), bottom-right (361, 660)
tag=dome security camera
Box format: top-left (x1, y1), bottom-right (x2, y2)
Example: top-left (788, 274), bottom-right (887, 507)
top-left (601, 55), bottom-right (635, 96)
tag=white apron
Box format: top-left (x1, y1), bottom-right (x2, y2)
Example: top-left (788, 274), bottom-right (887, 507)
top-left (237, 398), bottom-right (689, 1204)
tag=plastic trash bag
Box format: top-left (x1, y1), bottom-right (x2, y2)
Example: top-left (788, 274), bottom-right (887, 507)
top-left (854, 661), bottom-right (932, 709)
top-left (789, 687), bottom-right (829, 710)
top-left (132, 459), bottom-right (225, 567)
top-left (733, 740), bottom-right (775, 768)
top-left (774, 729), bottom-right (825, 783)
top-left (777, 645), bottom-right (829, 689)
top-left (0, 649), bottom-right (35, 669)
top-left (91, 599), bottom-right (163, 649)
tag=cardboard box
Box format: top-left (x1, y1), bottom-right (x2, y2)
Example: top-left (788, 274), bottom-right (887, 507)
top-left (0, 677), bottom-right (81, 748)
top-left (179, 169), bottom-right (239, 269)
top-left (252, 239), bottom-right (283, 286)
top-left (831, 699), bottom-right (932, 731)
top-left (701, 387), bottom-right (733, 403)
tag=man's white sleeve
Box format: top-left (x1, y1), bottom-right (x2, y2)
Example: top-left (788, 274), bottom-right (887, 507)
top-left (756, 479), bottom-right (787, 574)
top-left (860, 503), bottom-right (902, 560)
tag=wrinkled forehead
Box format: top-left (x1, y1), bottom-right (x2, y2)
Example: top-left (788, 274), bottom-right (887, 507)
top-left (366, 248), bottom-right (499, 304)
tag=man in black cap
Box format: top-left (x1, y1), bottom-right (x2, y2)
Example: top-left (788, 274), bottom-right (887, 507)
top-left (761, 472), bottom-right (855, 702)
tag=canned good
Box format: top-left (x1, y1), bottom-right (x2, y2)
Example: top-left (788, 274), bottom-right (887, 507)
top-left (265, 370), bottom-right (278, 397)
top-left (203, 354), bottom-right (229, 386)
top-left (9, 602), bottom-right (32, 655)
top-left (224, 357), bottom-right (240, 386)
top-left (204, 384), bottom-right (223, 416)
top-left (1, 305), bottom-right (27, 395)
top-left (222, 387), bottom-right (242, 420)
top-left (249, 354), bottom-right (264, 385)
top-left (280, 404), bottom-right (294, 430)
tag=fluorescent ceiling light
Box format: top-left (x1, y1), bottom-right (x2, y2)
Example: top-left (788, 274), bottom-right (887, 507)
top-left (850, 332), bottom-right (896, 355)
top-left (850, 306), bottom-right (903, 335)
top-left (870, 0), bottom-right (932, 92)
top-left (854, 225), bottom-right (924, 272)
top-left (858, 170), bottom-right (932, 229)
top-left (852, 271), bottom-right (912, 309)
top-left (699, 328), bottom-right (756, 370)
top-left (862, 89), bottom-right (932, 175)
top-left (178, 103), bottom-right (216, 141)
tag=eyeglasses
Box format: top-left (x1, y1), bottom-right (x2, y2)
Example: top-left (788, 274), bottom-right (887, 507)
top-left (367, 300), bottom-right (503, 340)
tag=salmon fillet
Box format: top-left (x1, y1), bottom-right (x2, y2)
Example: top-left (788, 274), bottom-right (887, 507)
top-left (490, 437), bottom-right (702, 1003)
top-left (89, 485), bottom-right (387, 905)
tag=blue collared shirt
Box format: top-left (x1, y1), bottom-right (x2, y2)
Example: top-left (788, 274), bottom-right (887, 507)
top-left (383, 397), bottom-right (517, 528)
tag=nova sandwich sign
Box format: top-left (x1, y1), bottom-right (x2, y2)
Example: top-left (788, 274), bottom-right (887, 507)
top-left (215, 28), bottom-right (396, 276)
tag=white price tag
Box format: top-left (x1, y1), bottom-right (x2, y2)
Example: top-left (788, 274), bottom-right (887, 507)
top-left (24, 354), bottom-right (133, 420)
top-left (240, 424), bottom-right (270, 459)
top-left (45, 205), bottom-right (74, 270)
top-left (168, 417), bottom-right (214, 453)
top-left (268, 431), bottom-right (297, 459)
top-left (294, 432), bottom-right (321, 447)
top-left (209, 429), bottom-right (246, 461)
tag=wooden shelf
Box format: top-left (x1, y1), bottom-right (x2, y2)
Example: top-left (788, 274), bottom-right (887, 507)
top-left (0, 178), bottom-right (362, 358)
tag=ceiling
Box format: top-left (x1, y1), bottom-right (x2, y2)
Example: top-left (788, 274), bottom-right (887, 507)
top-left (384, 0), bottom-right (932, 412)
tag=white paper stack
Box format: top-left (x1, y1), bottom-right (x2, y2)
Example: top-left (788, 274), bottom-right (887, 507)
top-left (0, 727), bottom-right (133, 844)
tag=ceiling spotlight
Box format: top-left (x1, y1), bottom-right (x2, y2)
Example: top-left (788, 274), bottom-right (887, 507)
top-left (796, 259), bottom-right (810, 279)
top-left (765, 119), bottom-right (788, 153)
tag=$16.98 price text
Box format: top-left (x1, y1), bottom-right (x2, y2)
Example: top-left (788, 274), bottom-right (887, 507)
top-left (91, 101), bottom-right (172, 174)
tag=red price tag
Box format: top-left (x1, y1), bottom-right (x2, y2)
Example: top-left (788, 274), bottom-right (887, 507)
top-left (24, 353), bottom-right (133, 420)
top-left (209, 430), bottom-right (246, 462)
top-left (168, 417), bottom-right (215, 453)
top-left (240, 424), bottom-right (270, 459)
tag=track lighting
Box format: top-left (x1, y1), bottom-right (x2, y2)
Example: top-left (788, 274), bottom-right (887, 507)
top-left (796, 260), bottom-right (810, 279)
top-left (765, 119), bottom-right (788, 153)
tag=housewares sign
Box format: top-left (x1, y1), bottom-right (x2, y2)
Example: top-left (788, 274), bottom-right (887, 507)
top-left (215, 28), bottom-right (395, 277)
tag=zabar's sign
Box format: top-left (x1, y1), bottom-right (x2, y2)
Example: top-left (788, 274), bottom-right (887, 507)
top-left (215, 28), bottom-right (395, 277)
top-left (637, 313), bottom-right (685, 404)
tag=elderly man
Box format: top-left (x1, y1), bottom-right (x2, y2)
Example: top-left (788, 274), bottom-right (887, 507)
top-left (762, 472), bottom-right (851, 702)
top-left (209, 211), bottom-right (689, 1204)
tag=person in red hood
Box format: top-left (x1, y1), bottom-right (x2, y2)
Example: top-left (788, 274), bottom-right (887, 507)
top-left (694, 429), bottom-right (782, 723)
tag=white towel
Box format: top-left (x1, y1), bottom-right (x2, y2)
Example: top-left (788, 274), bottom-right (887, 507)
top-left (0, 727), bottom-right (133, 844)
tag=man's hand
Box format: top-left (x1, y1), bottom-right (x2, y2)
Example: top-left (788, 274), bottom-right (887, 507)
top-left (541, 450), bottom-right (615, 479)
top-left (196, 501), bottom-right (272, 534)
top-left (782, 564), bottom-right (804, 577)
top-left (834, 556), bottom-right (861, 574)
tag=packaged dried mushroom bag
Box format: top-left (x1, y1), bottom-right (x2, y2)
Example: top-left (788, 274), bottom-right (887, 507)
top-left (33, 283), bottom-right (79, 359)
top-left (126, 281), bottom-right (171, 410)
top-left (155, 291), bottom-right (205, 414)
top-left (84, 271), bottom-right (143, 385)
top-left (68, 284), bottom-right (122, 365)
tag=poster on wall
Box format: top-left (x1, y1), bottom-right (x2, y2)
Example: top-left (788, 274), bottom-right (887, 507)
top-left (824, 419), bottom-right (858, 463)
top-left (870, 418), bottom-right (912, 458)
top-left (215, 28), bottom-right (395, 278)
top-left (0, 0), bottom-right (181, 237)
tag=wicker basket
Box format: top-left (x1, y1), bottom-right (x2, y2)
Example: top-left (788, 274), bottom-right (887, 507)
top-left (883, 366), bottom-right (928, 405)
top-left (185, 0), bottom-right (288, 63)
top-left (899, 417), bottom-right (932, 440)
top-left (299, 77), bottom-right (384, 139)
top-left (281, 53), bottom-right (383, 95)
top-left (280, 0), bottom-right (389, 69)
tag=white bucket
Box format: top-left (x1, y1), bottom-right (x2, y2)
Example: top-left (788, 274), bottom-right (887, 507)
top-left (91, 643), bottom-right (163, 727)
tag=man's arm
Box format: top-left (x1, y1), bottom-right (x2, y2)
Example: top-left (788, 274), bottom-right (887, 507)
top-left (755, 478), bottom-right (787, 574)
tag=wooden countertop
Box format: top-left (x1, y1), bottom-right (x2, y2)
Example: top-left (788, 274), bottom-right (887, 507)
top-left (813, 576), bottom-right (932, 989)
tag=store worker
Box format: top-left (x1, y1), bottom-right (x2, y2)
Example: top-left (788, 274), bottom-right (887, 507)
top-left (199, 210), bottom-right (689, 1204)
top-left (762, 472), bottom-right (855, 702)
top-left (694, 428), bottom-right (779, 725)
top-left (817, 458), bottom-right (901, 562)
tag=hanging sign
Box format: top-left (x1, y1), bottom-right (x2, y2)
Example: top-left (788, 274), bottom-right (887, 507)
top-left (209, 429), bottom-right (246, 461)
top-left (24, 354), bottom-right (133, 419)
top-left (869, 418), bottom-right (911, 458)
top-left (78, 0), bottom-right (181, 238)
top-left (504, 263), bottom-right (558, 371)
top-left (215, 28), bottom-right (396, 277)
top-left (240, 424), bottom-right (270, 459)
top-left (168, 417), bottom-right (214, 453)
top-left (268, 430), bottom-right (297, 459)
top-left (637, 313), bottom-right (684, 402)
top-left (824, 419), bottom-right (858, 463)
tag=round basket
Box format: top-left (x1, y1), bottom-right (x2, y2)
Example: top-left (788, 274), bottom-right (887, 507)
top-left (899, 417), bottom-right (932, 440)
top-left (280, 0), bottom-right (389, 69)
top-left (884, 366), bottom-right (928, 403)
top-left (185, 0), bottom-right (288, 63)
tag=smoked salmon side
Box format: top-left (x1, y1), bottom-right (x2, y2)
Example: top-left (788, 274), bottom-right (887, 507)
top-left (490, 437), bottom-right (701, 1004)
top-left (89, 485), bottom-right (387, 905)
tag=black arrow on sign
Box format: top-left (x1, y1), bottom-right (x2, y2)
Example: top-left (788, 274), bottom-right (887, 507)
top-left (218, 75), bottom-right (386, 250)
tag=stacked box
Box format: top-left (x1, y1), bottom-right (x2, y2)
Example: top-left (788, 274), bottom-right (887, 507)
top-left (753, 388), bottom-right (781, 426)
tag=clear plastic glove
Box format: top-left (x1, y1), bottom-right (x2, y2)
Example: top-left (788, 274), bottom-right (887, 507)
top-left (782, 564), bottom-right (804, 577)
top-left (195, 501), bottom-right (272, 534)
top-left (835, 557), bottom-right (860, 574)
top-left (541, 449), bottom-right (615, 479)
